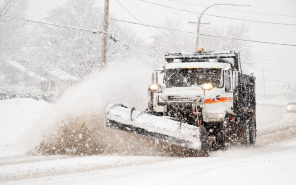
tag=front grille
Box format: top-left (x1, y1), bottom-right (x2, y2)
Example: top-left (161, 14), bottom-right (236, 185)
top-left (168, 96), bottom-right (200, 102)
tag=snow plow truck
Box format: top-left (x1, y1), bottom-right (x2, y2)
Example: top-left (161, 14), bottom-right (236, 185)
top-left (105, 50), bottom-right (256, 154)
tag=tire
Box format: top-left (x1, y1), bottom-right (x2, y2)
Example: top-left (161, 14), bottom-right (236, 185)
top-left (249, 120), bottom-right (256, 145)
top-left (242, 118), bottom-right (256, 145)
top-left (200, 125), bottom-right (210, 153)
top-left (154, 112), bottom-right (164, 116)
top-left (241, 122), bottom-right (250, 145)
top-left (222, 116), bottom-right (232, 148)
top-left (216, 129), bottom-right (226, 149)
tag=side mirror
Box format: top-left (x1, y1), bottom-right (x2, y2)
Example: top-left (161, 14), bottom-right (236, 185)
top-left (152, 71), bottom-right (158, 83)
top-left (224, 70), bottom-right (232, 92)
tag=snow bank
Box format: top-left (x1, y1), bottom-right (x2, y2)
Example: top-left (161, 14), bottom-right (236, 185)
top-left (0, 98), bottom-right (50, 146)
top-left (0, 98), bottom-right (50, 156)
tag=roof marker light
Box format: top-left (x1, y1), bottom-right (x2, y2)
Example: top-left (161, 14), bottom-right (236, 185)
top-left (195, 48), bottom-right (205, 52)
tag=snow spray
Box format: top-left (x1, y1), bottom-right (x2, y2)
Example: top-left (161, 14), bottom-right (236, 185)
top-left (28, 60), bottom-right (173, 155)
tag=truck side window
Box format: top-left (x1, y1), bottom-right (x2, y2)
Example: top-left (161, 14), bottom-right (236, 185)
top-left (225, 70), bottom-right (232, 92)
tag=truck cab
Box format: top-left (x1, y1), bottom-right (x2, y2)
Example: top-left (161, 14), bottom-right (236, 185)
top-left (148, 51), bottom-right (240, 124)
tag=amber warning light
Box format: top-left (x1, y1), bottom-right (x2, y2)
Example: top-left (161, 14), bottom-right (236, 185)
top-left (195, 48), bottom-right (205, 52)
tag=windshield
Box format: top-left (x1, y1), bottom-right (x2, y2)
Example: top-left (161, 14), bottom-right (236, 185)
top-left (165, 68), bottom-right (223, 88)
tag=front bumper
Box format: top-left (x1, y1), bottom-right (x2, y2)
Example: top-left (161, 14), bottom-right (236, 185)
top-left (202, 112), bottom-right (225, 122)
top-left (165, 101), bottom-right (225, 123)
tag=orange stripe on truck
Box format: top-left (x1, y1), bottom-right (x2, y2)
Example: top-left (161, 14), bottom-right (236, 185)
top-left (204, 97), bottom-right (233, 104)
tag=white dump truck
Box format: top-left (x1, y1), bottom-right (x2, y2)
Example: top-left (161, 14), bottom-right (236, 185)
top-left (105, 50), bottom-right (256, 154)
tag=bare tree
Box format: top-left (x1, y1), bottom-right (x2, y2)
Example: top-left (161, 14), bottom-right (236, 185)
top-left (0, 0), bottom-right (29, 87)
top-left (26, 0), bottom-right (103, 79)
top-left (27, 0), bottom-right (151, 80)
top-left (0, 0), bottom-right (28, 63)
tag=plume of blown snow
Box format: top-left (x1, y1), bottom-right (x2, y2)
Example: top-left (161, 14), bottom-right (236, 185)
top-left (26, 59), bottom-right (165, 155)
top-left (55, 60), bottom-right (151, 116)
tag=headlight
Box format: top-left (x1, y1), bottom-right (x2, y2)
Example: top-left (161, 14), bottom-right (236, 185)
top-left (149, 83), bottom-right (161, 92)
top-left (218, 113), bottom-right (224, 119)
top-left (202, 82), bottom-right (213, 90)
top-left (287, 105), bottom-right (293, 110)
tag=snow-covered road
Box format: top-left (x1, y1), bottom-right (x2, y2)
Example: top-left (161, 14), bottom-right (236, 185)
top-left (1, 138), bottom-right (296, 185)
top-left (0, 99), bottom-right (296, 185)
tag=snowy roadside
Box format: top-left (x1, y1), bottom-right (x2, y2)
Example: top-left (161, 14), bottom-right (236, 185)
top-left (0, 98), bottom-right (51, 157)
top-left (1, 138), bottom-right (296, 185)
top-left (0, 155), bottom-right (169, 182)
top-left (257, 103), bottom-right (296, 130)
top-left (0, 98), bottom-right (172, 183)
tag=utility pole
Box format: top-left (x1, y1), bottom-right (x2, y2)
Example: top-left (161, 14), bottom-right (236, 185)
top-left (262, 68), bottom-right (266, 101)
top-left (101, 0), bottom-right (110, 67)
top-left (153, 37), bottom-right (156, 70)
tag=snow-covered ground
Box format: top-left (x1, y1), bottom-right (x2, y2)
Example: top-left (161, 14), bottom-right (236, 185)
top-left (2, 140), bottom-right (296, 185)
top-left (0, 99), bottom-right (49, 146)
top-left (0, 98), bottom-right (296, 185)
top-left (0, 98), bottom-right (51, 157)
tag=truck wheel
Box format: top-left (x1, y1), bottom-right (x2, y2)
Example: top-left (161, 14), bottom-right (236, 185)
top-left (200, 125), bottom-right (210, 153)
top-left (241, 116), bottom-right (249, 145)
top-left (242, 118), bottom-right (256, 145)
top-left (216, 129), bottom-right (226, 149)
top-left (249, 120), bottom-right (256, 145)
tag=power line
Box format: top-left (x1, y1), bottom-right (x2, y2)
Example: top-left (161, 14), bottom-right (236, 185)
top-left (2, 13), bottom-right (296, 48)
top-left (129, 0), bottom-right (181, 43)
top-left (251, 55), bottom-right (296, 61)
top-left (130, 0), bottom-right (161, 24)
top-left (115, 0), bottom-right (143, 23)
top-left (110, 18), bottom-right (296, 47)
top-left (166, 0), bottom-right (191, 15)
top-left (170, 0), bottom-right (296, 18)
top-left (136, 0), bottom-right (296, 27)
top-left (111, 17), bottom-right (193, 32)
top-left (0, 14), bottom-right (103, 33)
top-left (0, 13), bottom-right (130, 48)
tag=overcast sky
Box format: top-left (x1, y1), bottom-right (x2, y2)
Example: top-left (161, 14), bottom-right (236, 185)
top-left (27, 0), bottom-right (296, 93)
